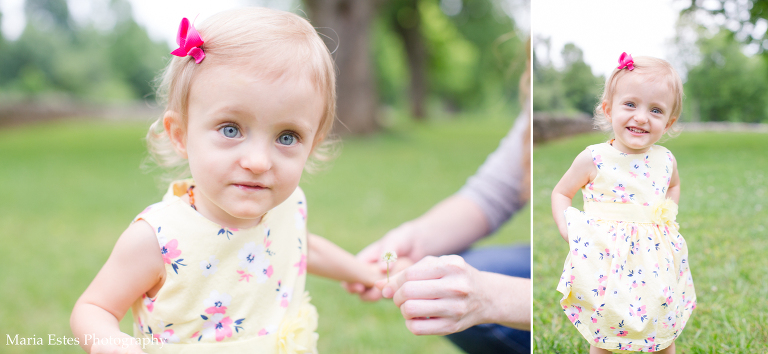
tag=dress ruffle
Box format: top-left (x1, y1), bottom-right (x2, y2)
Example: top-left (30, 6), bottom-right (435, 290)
top-left (557, 204), bottom-right (695, 352)
top-left (278, 292), bottom-right (318, 354)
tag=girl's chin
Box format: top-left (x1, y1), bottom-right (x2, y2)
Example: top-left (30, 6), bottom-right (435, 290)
top-left (615, 140), bottom-right (651, 154)
top-left (215, 206), bottom-right (270, 227)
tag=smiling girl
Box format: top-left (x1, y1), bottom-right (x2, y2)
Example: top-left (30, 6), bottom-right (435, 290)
top-left (551, 54), bottom-right (695, 353)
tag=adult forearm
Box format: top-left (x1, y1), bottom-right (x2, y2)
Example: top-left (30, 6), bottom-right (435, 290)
top-left (409, 195), bottom-right (490, 258)
top-left (478, 271), bottom-right (531, 330)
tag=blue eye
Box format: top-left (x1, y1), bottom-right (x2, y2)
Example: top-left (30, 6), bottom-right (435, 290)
top-left (219, 125), bottom-right (240, 138)
top-left (625, 102), bottom-right (635, 108)
top-left (651, 108), bottom-right (662, 114)
top-left (277, 133), bottom-right (297, 146)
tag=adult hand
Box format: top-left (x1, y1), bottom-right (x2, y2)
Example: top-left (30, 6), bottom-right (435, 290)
top-left (374, 255), bottom-right (489, 336)
top-left (343, 221), bottom-right (424, 301)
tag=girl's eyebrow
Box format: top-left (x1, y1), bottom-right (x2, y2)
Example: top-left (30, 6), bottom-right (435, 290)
top-left (209, 105), bottom-right (248, 117)
top-left (278, 118), bottom-right (315, 136)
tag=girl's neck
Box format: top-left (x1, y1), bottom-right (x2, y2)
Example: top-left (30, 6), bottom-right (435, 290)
top-left (181, 189), bottom-right (265, 229)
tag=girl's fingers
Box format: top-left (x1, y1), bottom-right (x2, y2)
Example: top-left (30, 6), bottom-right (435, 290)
top-left (341, 281), bottom-right (365, 294)
top-left (359, 287), bottom-right (384, 302)
top-left (355, 241), bottom-right (382, 263)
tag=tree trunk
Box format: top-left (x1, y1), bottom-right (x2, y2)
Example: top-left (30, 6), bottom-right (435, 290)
top-left (391, 0), bottom-right (427, 120)
top-left (305, 0), bottom-right (382, 135)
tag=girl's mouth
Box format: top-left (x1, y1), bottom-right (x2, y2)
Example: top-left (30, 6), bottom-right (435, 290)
top-left (627, 127), bottom-right (648, 135)
top-left (234, 183), bottom-right (267, 191)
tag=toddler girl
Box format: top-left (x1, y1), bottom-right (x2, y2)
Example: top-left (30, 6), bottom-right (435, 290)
top-left (70, 8), bottom-right (386, 354)
top-left (551, 53), bottom-right (696, 353)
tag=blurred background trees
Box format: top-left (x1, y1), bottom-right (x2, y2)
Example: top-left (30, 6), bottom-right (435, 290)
top-left (0, 0), bottom-right (168, 103)
top-left (532, 41), bottom-right (602, 115)
top-left (307, 0), bottom-right (525, 133)
top-left (0, 0), bottom-right (527, 135)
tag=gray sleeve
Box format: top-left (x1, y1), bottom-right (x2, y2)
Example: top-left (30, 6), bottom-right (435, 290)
top-left (457, 112), bottom-right (529, 234)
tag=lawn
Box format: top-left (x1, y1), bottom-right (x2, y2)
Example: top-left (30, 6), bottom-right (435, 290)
top-left (0, 112), bottom-right (529, 353)
top-left (532, 132), bottom-right (768, 353)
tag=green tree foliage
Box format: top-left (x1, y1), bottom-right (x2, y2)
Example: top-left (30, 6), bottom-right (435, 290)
top-left (532, 49), bottom-right (567, 113)
top-left (533, 41), bottom-right (602, 115)
top-left (373, 0), bottom-right (524, 113)
top-left (25, 0), bottom-right (74, 34)
top-left (561, 43), bottom-right (602, 114)
top-left (682, 0), bottom-right (768, 56)
top-left (685, 30), bottom-right (768, 123)
top-left (0, 0), bottom-right (169, 102)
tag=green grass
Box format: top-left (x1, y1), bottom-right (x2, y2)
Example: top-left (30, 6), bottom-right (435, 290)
top-left (0, 113), bottom-right (529, 353)
top-left (533, 132), bottom-right (768, 353)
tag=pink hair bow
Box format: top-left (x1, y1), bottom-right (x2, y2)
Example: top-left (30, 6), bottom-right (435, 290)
top-left (617, 52), bottom-right (634, 71)
top-left (171, 18), bottom-right (205, 64)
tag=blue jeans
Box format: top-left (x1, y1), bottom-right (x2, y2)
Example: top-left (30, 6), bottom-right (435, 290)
top-left (445, 245), bottom-right (531, 354)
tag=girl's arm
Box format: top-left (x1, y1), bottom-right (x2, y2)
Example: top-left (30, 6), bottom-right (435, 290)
top-left (307, 233), bottom-right (404, 288)
top-left (70, 220), bottom-right (165, 354)
top-left (667, 157), bottom-right (680, 203)
top-left (551, 149), bottom-right (597, 242)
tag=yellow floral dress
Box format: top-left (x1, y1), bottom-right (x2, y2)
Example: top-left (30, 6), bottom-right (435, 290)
top-left (131, 180), bottom-right (318, 354)
top-left (557, 143), bottom-right (696, 353)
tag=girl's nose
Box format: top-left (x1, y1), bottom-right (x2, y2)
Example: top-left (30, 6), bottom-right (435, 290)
top-left (239, 141), bottom-right (272, 174)
top-left (633, 112), bottom-right (648, 125)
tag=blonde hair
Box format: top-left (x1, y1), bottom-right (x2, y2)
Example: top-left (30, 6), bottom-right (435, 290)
top-left (594, 56), bottom-right (683, 137)
top-left (146, 7), bottom-right (337, 179)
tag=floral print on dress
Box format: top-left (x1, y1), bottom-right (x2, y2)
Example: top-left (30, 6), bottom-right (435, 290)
top-left (131, 185), bottom-right (316, 352)
top-left (144, 322), bottom-right (180, 345)
top-left (556, 143), bottom-right (695, 352)
top-left (276, 280), bottom-right (293, 308)
top-left (217, 227), bottom-right (238, 240)
top-left (593, 154), bottom-right (603, 169)
top-left (201, 314), bottom-right (234, 341)
top-left (629, 159), bottom-right (650, 179)
top-left (159, 233), bottom-right (187, 274)
top-left (295, 210), bottom-right (306, 230)
top-left (156, 328), bottom-right (180, 344)
top-left (294, 254), bottom-right (307, 276)
top-left (564, 304), bottom-right (582, 325)
top-left (236, 242), bottom-right (273, 283)
top-left (612, 180), bottom-right (634, 203)
top-left (190, 291), bottom-right (246, 342)
top-left (200, 255), bottom-right (219, 277)
top-left (204, 291), bottom-right (231, 314)
top-left (258, 325), bottom-right (278, 336)
top-left (142, 294), bottom-right (156, 312)
top-left (140, 320), bottom-right (178, 344)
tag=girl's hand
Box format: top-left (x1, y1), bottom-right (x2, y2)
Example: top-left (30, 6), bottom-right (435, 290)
top-left (343, 223), bottom-right (421, 301)
top-left (375, 255), bottom-right (488, 335)
top-left (343, 256), bottom-right (414, 301)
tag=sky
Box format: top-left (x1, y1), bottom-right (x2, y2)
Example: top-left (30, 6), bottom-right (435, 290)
top-left (532, 0), bottom-right (688, 76)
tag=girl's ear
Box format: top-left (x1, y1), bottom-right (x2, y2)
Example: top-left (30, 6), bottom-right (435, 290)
top-left (602, 101), bottom-right (611, 121)
top-left (664, 116), bottom-right (678, 133)
top-left (163, 111), bottom-right (188, 159)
